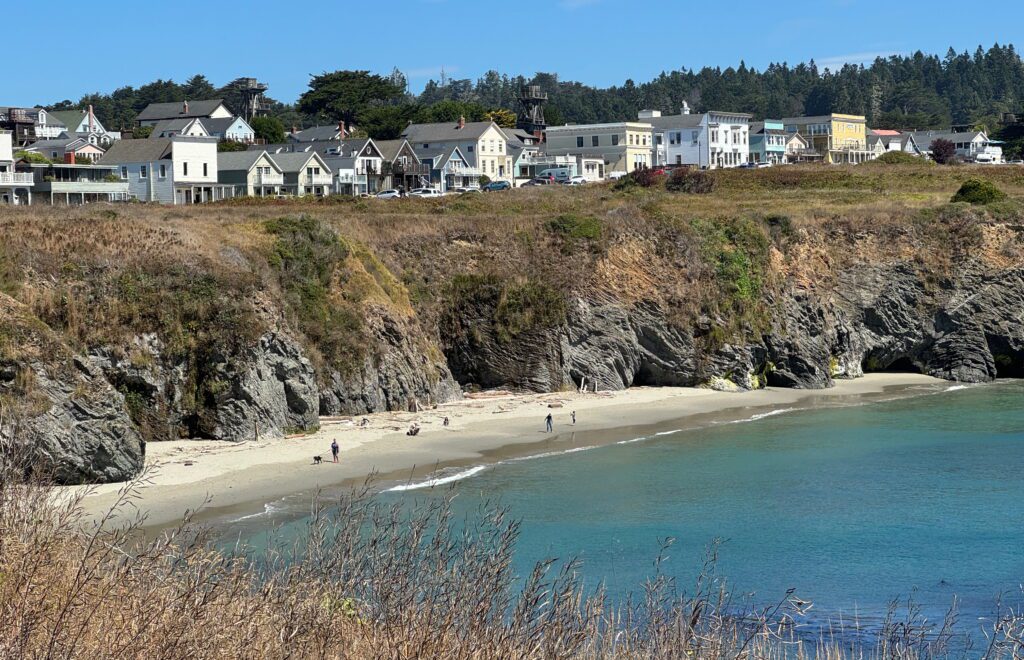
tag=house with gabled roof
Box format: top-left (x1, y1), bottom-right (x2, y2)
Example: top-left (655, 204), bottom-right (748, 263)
top-left (47, 106), bottom-right (119, 143)
top-left (375, 138), bottom-right (430, 191)
top-left (288, 122), bottom-right (348, 143)
top-left (269, 151), bottom-right (332, 197)
top-left (151, 118), bottom-right (210, 139)
top-left (411, 145), bottom-right (477, 192)
top-left (24, 135), bottom-right (106, 163)
top-left (402, 117), bottom-right (511, 182)
top-left (202, 116), bottom-right (255, 143)
top-left (136, 99), bottom-right (234, 126)
top-left (217, 150), bottom-right (284, 197)
top-left (99, 135), bottom-right (230, 204)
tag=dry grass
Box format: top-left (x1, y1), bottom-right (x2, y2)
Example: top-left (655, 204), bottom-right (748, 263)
top-left (4, 427), bottom-right (1021, 659)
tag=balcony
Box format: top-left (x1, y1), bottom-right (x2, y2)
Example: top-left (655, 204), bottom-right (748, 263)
top-left (336, 173), bottom-right (367, 184)
top-left (306, 173), bottom-right (333, 186)
top-left (446, 166), bottom-right (480, 176)
top-left (37, 180), bottom-right (129, 195)
top-left (254, 172), bottom-right (284, 186)
top-left (0, 172), bottom-right (34, 186)
top-left (392, 162), bottom-right (431, 176)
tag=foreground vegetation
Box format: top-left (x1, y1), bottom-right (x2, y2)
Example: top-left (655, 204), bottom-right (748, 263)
top-left (4, 439), bottom-right (1024, 659)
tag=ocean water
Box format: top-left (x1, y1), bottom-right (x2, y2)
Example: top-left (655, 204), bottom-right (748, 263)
top-left (217, 381), bottom-right (1024, 640)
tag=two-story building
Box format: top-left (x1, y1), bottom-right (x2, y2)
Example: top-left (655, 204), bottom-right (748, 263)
top-left (99, 135), bottom-right (229, 204)
top-left (544, 121), bottom-right (654, 175)
top-left (48, 106), bottom-right (119, 144)
top-left (17, 161), bottom-right (129, 205)
top-left (644, 107), bottom-right (752, 169)
top-left (867, 130), bottom-right (922, 157)
top-left (375, 139), bottom-right (431, 191)
top-left (270, 151), bottom-right (332, 197)
top-left (909, 130), bottom-right (1003, 163)
top-left (320, 138), bottom-right (384, 195)
top-left (781, 114), bottom-right (872, 164)
top-left (0, 129), bottom-right (34, 204)
top-left (151, 118), bottom-right (210, 139)
top-left (749, 120), bottom-right (788, 164)
top-left (402, 118), bottom-right (512, 182)
top-left (217, 150), bottom-right (284, 197)
top-left (23, 135), bottom-right (106, 163)
top-left (201, 117), bottom-right (256, 143)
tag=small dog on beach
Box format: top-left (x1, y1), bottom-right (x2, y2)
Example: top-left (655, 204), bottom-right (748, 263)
top-left (313, 455), bottom-right (323, 465)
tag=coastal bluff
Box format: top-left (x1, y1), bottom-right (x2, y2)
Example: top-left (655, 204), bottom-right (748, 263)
top-left (2, 165), bottom-right (1024, 484)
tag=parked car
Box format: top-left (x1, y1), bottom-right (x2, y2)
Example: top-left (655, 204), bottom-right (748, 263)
top-left (376, 189), bottom-right (402, 199)
top-left (538, 167), bottom-right (571, 182)
top-left (408, 188), bottom-right (442, 197)
top-left (454, 187), bottom-right (481, 194)
top-left (607, 171), bottom-right (629, 180)
top-left (1009, 159), bottom-right (1024, 165)
top-left (562, 175), bottom-right (587, 186)
top-left (523, 177), bottom-right (553, 186)
top-left (482, 180), bottom-right (512, 192)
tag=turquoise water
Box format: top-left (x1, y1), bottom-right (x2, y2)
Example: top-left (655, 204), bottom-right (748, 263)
top-left (221, 382), bottom-right (1024, 638)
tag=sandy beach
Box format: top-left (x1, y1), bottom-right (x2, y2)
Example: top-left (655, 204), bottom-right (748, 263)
top-left (70, 373), bottom-right (949, 529)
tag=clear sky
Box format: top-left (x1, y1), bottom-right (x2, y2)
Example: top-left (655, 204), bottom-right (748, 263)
top-left (6, 0), bottom-right (1023, 107)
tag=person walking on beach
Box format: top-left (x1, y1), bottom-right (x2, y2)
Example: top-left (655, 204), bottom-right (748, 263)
top-left (331, 439), bottom-right (339, 463)
top-left (571, 411), bottom-right (576, 425)
top-left (545, 413), bottom-right (553, 433)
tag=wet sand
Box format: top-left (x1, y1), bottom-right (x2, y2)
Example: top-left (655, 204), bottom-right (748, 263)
top-left (67, 374), bottom-right (948, 529)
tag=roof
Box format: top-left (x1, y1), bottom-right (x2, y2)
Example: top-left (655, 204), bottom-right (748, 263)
top-left (871, 129), bottom-right (902, 136)
top-left (151, 118), bottom-right (203, 135)
top-left (99, 138), bottom-right (173, 164)
top-left (269, 151), bottom-right (331, 173)
top-left (48, 110), bottom-right (89, 130)
top-left (373, 139), bottom-right (414, 162)
top-left (136, 99), bottom-right (228, 122)
top-left (202, 116), bottom-right (248, 134)
top-left (909, 130), bottom-right (989, 149)
top-left (217, 150), bottom-right (279, 172)
top-left (289, 125), bottom-right (343, 142)
top-left (780, 114), bottom-right (867, 124)
top-left (402, 120), bottom-right (498, 143)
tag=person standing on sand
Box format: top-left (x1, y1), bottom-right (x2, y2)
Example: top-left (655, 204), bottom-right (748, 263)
top-left (545, 413), bottom-right (553, 433)
top-left (571, 411), bottom-right (576, 425)
top-left (331, 439), bottom-right (339, 463)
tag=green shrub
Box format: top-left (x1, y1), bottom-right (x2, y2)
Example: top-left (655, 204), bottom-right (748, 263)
top-left (665, 168), bottom-right (716, 194)
top-left (546, 214), bottom-right (602, 240)
top-left (14, 150), bottom-right (51, 165)
top-left (874, 151), bottom-right (926, 165)
top-left (951, 178), bottom-right (1008, 205)
top-left (614, 168), bottom-right (662, 190)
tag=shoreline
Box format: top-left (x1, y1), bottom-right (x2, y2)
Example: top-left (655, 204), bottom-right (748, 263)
top-left (69, 374), bottom-right (952, 529)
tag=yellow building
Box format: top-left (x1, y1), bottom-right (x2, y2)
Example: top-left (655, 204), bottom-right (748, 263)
top-left (780, 114), bottom-right (872, 164)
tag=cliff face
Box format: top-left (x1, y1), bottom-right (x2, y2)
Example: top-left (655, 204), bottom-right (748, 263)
top-left (3, 171), bottom-right (1024, 484)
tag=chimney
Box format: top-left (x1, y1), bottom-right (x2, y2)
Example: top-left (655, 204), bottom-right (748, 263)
top-left (183, 100), bottom-right (189, 115)
top-left (64, 152), bottom-right (76, 164)
top-left (457, 115), bottom-right (465, 129)
top-left (88, 104), bottom-right (95, 133)
top-left (338, 120), bottom-right (346, 138)
top-left (681, 101), bottom-right (691, 115)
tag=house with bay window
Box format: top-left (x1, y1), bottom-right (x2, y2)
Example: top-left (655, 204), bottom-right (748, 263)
top-left (217, 150), bottom-right (284, 197)
top-left (749, 120), bottom-right (788, 164)
top-left (643, 106), bottom-right (751, 169)
top-left (402, 118), bottom-right (512, 182)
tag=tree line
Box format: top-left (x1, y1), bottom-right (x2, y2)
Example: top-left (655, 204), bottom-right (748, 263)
top-left (46, 44), bottom-right (1024, 147)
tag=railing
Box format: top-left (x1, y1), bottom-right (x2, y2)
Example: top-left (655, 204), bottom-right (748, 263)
top-left (447, 166), bottom-right (480, 176)
top-left (335, 173), bottom-right (367, 184)
top-left (392, 162), bottom-right (431, 175)
top-left (306, 173), bottom-right (333, 185)
top-left (40, 180), bottom-right (130, 194)
top-left (254, 173), bottom-right (284, 185)
top-left (0, 172), bottom-right (34, 185)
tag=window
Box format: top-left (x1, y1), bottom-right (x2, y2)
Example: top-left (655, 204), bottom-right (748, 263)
top-left (120, 166), bottom-right (127, 179)
top-left (422, 143), bottom-right (429, 149)
top-left (159, 164), bottom-right (167, 178)
top-left (592, 135), bottom-right (599, 147)
top-left (203, 163), bottom-right (208, 177)
top-left (612, 134), bottom-right (619, 146)
top-left (468, 145), bottom-right (474, 152)
top-left (577, 136), bottom-right (584, 148)
top-left (140, 165), bottom-right (148, 179)
top-left (691, 131), bottom-right (698, 145)
top-left (629, 134), bottom-right (634, 145)
top-left (183, 162), bottom-right (188, 176)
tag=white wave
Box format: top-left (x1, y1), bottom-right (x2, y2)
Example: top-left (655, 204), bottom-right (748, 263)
top-left (385, 465), bottom-right (488, 492)
top-left (507, 445), bottom-right (598, 461)
top-left (945, 384), bottom-right (971, 392)
top-left (616, 436), bottom-right (649, 445)
top-left (721, 407), bottom-right (797, 425)
top-left (229, 501), bottom-right (283, 523)
top-left (654, 429), bottom-right (681, 436)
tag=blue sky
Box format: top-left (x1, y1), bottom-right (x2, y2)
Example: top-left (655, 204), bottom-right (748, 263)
top-left (6, 0), bottom-right (1023, 107)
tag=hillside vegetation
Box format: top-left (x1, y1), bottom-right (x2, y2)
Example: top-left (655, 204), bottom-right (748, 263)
top-left (3, 163), bottom-right (1024, 481)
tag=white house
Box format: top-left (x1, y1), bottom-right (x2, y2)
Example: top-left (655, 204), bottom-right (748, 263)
top-left (48, 106), bottom-right (119, 144)
top-left (910, 130), bottom-right (1004, 163)
top-left (136, 99), bottom-right (234, 127)
top-left (0, 129), bottom-right (34, 204)
top-left (643, 106), bottom-right (752, 169)
top-left (151, 118), bottom-right (210, 139)
top-left (402, 118), bottom-right (512, 182)
top-left (99, 135), bottom-right (230, 204)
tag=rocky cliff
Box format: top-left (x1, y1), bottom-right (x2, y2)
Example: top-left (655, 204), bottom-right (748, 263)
top-left (2, 168), bottom-right (1023, 484)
